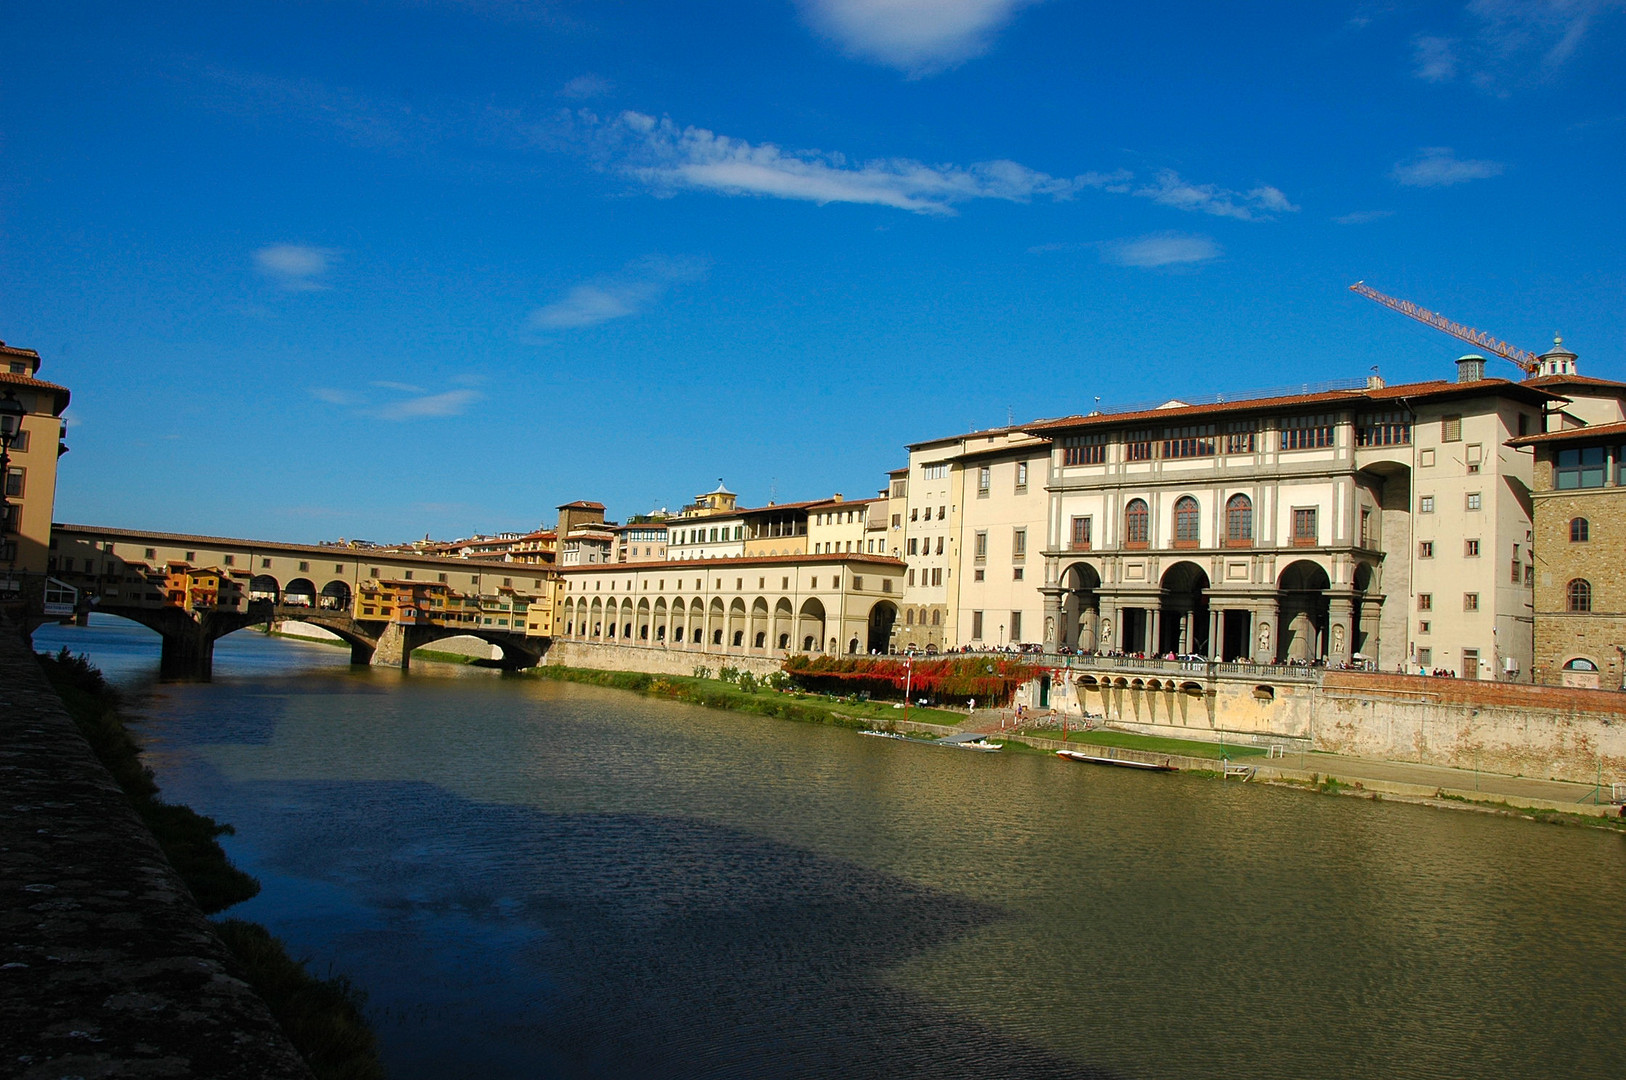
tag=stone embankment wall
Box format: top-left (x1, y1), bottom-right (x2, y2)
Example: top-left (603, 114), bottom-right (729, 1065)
top-left (0, 630), bottom-right (313, 1079)
top-left (545, 639), bottom-right (785, 678)
top-left (1032, 664), bottom-right (1626, 782)
top-left (1316, 672), bottom-right (1626, 781)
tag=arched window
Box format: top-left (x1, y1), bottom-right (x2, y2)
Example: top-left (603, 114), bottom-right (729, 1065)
top-left (1125, 499), bottom-right (1150, 547)
top-left (1564, 657), bottom-right (1599, 671)
top-left (931, 609), bottom-right (941, 625)
top-left (1567, 579), bottom-right (1592, 613)
top-left (1174, 496), bottom-right (1201, 547)
top-left (906, 609), bottom-right (916, 625)
top-left (1226, 493), bottom-right (1253, 545)
top-left (1571, 517), bottom-right (1590, 542)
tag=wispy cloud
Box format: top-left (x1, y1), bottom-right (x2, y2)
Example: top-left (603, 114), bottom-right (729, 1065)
top-left (558, 73), bottom-right (613, 100)
top-left (796, 0), bottom-right (1044, 74)
top-left (1411, 35), bottom-right (1460, 80)
top-left (308, 382), bottom-right (483, 421)
top-left (1134, 170), bottom-right (1299, 221)
top-left (1100, 233), bottom-right (1222, 269)
top-left (1391, 146), bottom-right (1505, 186)
top-left (581, 111), bottom-right (1285, 222)
top-left (255, 244), bottom-right (339, 291)
top-left (529, 255), bottom-right (708, 331)
top-left (375, 389), bottom-right (482, 420)
top-left (1411, 1), bottom-right (1623, 88)
top-left (1334, 209), bottom-right (1396, 224)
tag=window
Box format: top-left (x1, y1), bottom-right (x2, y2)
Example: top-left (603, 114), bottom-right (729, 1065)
top-left (1418, 593), bottom-right (1433, 611)
top-left (1010, 612), bottom-right (1023, 640)
top-left (1012, 529), bottom-right (1027, 559)
top-left (1225, 494), bottom-right (1253, 545)
top-left (3, 467), bottom-right (22, 497)
top-left (1464, 539), bottom-right (1480, 557)
top-left (1163, 424), bottom-right (1215, 459)
top-left (1463, 592), bottom-right (1479, 611)
top-left (1571, 517), bottom-right (1590, 542)
top-left (923, 462), bottom-right (950, 480)
top-left (1292, 508), bottom-right (1318, 546)
top-left (1125, 499), bottom-right (1150, 547)
top-left (974, 531), bottom-right (988, 560)
top-left (971, 610), bottom-right (984, 639)
top-left (1421, 449), bottom-right (1436, 467)
top-left (1013, 567), bottom-right (1024, 580)
top-left (223, 554), bottom-right (234, 566)
top-left (935, 536), bottom-right (944, 555)
top-left (908, 538), bottom-right (918, 555)
top-left (1070, 516), bottom-right (1092, 549)
top-left (1174, 496), bottom-right (1201, 547)
top-left (938, 506), bottom-right (946, 520)
top-left (1015, 462), bottom-right (1028, 491)
top-left (299, 560), bottom-right (310, 572)
top-left (145, 547), bottom-right (157, 559)
top-left (1465, 492), bottom-right (1481, 511)
top-left (1223, 419), bottom-right (1257, 454)
top-left (973, 568), bottom-right (985, 581)
top-left (1360, 508), bottom-right (1372, 548)
top-left (3, 428), bottom-right (27, 452)
top-left (1356, 411), bottom-right (1412, 447)
top-left (931, 568), bottom-right (943, 586)
top-left (891, 513), bottom-right (901, 528)
top-left (1419, 495), bottom-right (1435, 514)
top-left (1281, 414), bottom-right (1334, 450)
top-left (1441, 414), bottom-right (1462, 442)
top-left (1124, 432), bottom-right (1153, 461)
top-left (1063, 434), bottom-right (1106, 465)
top-left (907, 569), bottom-right (916, 586)
top-left (910, 508), bottom-right (918, 522)
top-left (1555, 446), bottom-right (1606, 489)
top-left (891, 480), bottom-right (907, 498)
top-left (1418, 621), bottom-right (1430, 634)
top-left (1416, 647), bottom-right (1433, 666)
top-left (977, 466), bottom-right (991, 495)
top-left (185, 551), bottom-right (195, 561)
top-left (1567, 579), bottom-right (1593, 613)
top-left (1419, 540), bottom-right (1434, 558)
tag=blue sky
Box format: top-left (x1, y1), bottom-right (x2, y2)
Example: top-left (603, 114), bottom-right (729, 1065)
top-left (5, 0), bottom-right (1623, 542)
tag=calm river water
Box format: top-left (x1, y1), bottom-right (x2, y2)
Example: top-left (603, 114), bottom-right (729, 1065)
top-left (33, 617), bottom-right (1626, 1079)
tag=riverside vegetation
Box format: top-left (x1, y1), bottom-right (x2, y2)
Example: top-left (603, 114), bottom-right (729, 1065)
top-left (37, 648), bottom-right (385, 1080)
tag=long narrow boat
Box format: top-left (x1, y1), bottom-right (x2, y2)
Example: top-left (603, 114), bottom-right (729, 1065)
top-left (857, 730), bottom-right (907, 740)
top-left (951, 739), bottom-right (1003, 752)
top-left (1056, 749), bottom-right (1176, 771)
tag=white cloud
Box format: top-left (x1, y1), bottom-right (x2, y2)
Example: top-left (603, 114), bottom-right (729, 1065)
top-left (1412, 35), bottom-right (1461, 81)
top-left (1334, 209), bottom-right (1396, 224)
top-left (375, 389), bottom-right (481, 420)
top-left (1101, 233), bottom-right (1222, 269)
top-left (796, 0), bottom-right (1043, 73)
top-left (1133, 170), bottom-right (1299, 221)
top-left (1391, 146), bottom-right (1506, 186)
top-left (528, 255), bottom-right (707, 331)
top-left (255, 244), bottom-right (339, 291)
top-left (309, 387), bottom-right (354, 405)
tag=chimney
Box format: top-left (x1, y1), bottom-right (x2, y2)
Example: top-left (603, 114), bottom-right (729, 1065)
top-left (832, 493), bottom-right (844, 502)
top-left (1455, 354), bottom-right (1486, 383)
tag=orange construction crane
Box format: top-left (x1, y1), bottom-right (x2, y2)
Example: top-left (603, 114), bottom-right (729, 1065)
top-left (1349, 281), bottom-right (1541, 375)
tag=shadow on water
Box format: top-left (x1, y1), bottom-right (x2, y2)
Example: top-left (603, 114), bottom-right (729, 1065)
top-left (221, 778), bottom-right (1124, 1080)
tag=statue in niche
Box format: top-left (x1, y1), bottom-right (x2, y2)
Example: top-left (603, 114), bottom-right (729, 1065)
top-left (1045, 616), bottom-right (1056, 643)
top-left (1331, 624), bottom-right (1346, 656)
top-left (1100, 618), bottom-right (1112, 648)
top-left (1258, 622), bottom-right (1271, 655)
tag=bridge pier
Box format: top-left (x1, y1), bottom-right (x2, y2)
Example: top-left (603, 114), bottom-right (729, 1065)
top-left (349, 640), bottom-right (375, 666)
top-left (158, 623), bottom-right (215, 681)
top-left (370, 622), bottom-right (437, 672)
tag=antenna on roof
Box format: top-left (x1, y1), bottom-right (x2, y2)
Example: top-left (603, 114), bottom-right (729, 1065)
top-left (1007, 406), bottom-right (1014, 427)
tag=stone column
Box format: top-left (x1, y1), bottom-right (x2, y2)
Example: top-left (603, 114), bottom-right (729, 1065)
top-left (1146, 607), bottom-right (1160, 655)
top-left (1208, 608), bottom-right (1222, 660)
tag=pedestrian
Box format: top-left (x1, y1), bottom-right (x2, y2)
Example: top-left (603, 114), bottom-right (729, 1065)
top-left (968, 697), bottom-right (976, 714)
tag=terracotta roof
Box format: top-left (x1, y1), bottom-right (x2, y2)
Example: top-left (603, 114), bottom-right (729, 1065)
top-left (1522, 374), bottom-right (1626, 392)
top-left (1507, 419), bottom-right (1626, 446)
top-left (556, 500), bottom-right (606, 510)
top-left (806, 496), bottom-right (882, 510)
top-left (559, 551), bottom-right (906, 574)
top-left (0, 342), bottom-right (41, 359)
top-left (0, 371), bottom-right (71, 412)
top-left (1021, 377), bottom-right (1558, 435)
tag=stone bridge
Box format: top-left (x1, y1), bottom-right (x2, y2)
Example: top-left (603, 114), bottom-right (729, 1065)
top-left (89, 600), bottom-right (547, 680)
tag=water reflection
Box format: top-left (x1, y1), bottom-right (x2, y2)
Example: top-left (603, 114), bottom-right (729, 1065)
top-left (32, 618), bottom-right (1626, 1079)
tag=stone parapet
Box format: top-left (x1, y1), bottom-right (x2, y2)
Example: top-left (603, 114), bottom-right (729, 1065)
top-left (545, 639), bottom-right (786, 678)
top-left (0, 627), bottom-right (313, 1079)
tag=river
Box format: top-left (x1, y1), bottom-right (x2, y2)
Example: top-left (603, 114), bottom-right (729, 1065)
top-left (32, 617), bottom-right (1626, 1079)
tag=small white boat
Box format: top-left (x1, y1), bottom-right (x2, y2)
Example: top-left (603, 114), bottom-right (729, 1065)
top-left (952, 739), bottom-right (1003, 752)
top-left (858, 729), bottom-right (906, 740)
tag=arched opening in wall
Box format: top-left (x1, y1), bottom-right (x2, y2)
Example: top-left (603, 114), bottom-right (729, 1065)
top-left (867, 600), bottom-right (897, 654)
top-left (1561, 656), bottom-right (1601, 689)
top-left (637, 598), bottom-right (651, 641)
top-left (250, 575), bottom-right (281, 603)
top-left (708, 597), bottom-right (726, 648)
top-left (1158, 561), bottom-right (1210, 656)
top-left (1350, 562), bottom-right (1377, 659)
top-left (284, 578), bottom-right (316, 607)
top-left (798, 598), bottom-right (826, 653)
top-left (670, 598), bottom-right (687, 647)
top-left (1277, 560), bottom-right (1331, 663)
top-left (589, 598), bottom-right (604, 639)
top-left (1062, 562), bottom-right (1101, 652)
top-left (729, 598), bottom-right (747, 651)
top-left (848, 636), bottom-right (860, 654)
top-left (750, 597), bottom-right (769, 652)
top-left (319, 580), bottom-right (350, 611)
top-left (1253, 684), bottom-right (1275, 701)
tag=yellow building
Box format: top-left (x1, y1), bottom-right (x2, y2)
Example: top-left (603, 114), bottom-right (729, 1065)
top-left (162, 565), bottom-right (244, 612)
top-left (0, 341), bottom-right (70, 594)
